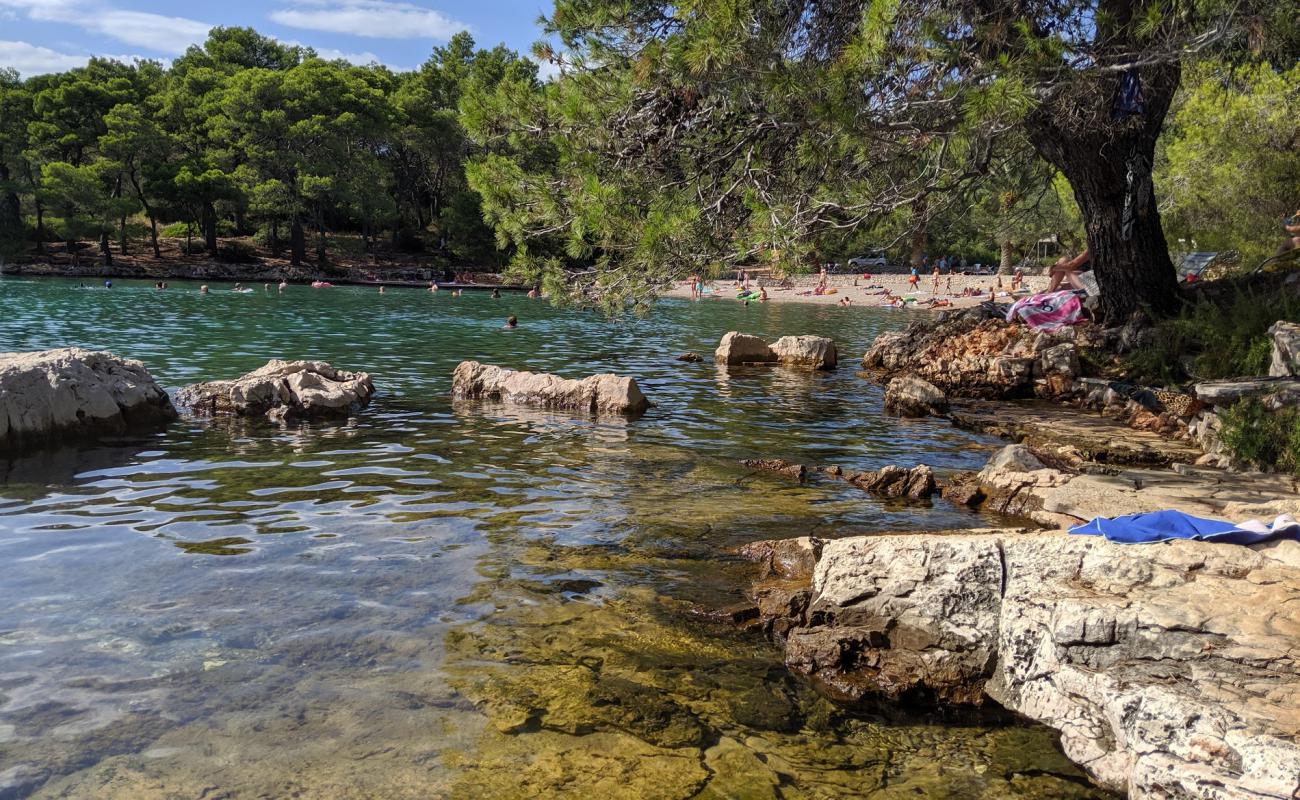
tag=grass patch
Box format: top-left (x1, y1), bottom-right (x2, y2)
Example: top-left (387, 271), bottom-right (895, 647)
top-left (1218, 398), bottom-right (1300, 474)
top-left (1123, 285), bottom-right (1299, 385)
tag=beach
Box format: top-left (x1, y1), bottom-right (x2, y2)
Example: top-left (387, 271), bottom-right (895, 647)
top-left (662, 272), bottom-right (1053, 309)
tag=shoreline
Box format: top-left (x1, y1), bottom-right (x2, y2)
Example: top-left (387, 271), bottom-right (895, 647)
top-left (662, 273), bottom-right (1052, 310)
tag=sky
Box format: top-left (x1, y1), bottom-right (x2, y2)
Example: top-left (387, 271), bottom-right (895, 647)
top-left (0, 0), bottom-right (558, 77)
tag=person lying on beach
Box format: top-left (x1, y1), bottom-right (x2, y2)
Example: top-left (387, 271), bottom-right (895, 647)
top-left (1048, 249), bottom-right (1091, 292)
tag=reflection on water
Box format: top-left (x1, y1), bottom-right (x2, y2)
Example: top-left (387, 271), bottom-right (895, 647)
top-left (0, 279), bottom-right (1108, 798)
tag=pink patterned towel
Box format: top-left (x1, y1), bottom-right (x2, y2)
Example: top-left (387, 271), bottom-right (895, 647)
top-left (1006, 290), bottom-right (1084, 331)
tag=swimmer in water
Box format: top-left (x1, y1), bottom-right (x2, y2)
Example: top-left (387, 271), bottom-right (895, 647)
top-left (278, 280), bottom-right (287, 293)
top-left (379, 285), bottom-right (386, 294)
top-left (504, 315), bottom-right (517, 329)
top-left (104, 279), bottom-right (112, 289)
top-left (234, 283), bottom-right (244, 291)
top-left (491, 288), bottom-right (501, 299)
top-left (428, 281), bottom-right (438, 293)
top-left (200, 285), bottom-right (209, 294)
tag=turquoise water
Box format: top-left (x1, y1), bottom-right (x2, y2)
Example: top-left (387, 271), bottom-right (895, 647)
top-left (0, 279), bottom-right (1106, 798)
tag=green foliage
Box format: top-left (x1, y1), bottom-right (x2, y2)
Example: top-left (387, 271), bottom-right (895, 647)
top-left (1158, 60), bottom-right (1300, 267)
top-left (1218, 399), bottom-right (1300, 474)
top-left (1122, 285), bottom-right (1300, 384)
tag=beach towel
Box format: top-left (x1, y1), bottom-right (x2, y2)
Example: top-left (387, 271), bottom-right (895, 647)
top-left (1070, 510), bottom-right (1300, 546)
top-left (1006, 290), bottom-right (1083, 332)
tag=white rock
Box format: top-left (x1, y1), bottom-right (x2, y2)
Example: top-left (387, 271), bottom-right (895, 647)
top-left (714, 332), bottom-right (777, 366)
top-left (769, 335), bottom-right (837, 369)
top-left (450, 361), bottom-right (648, 415)
top-left (984, 444), bottom-right (1046, 473)
top-left (784, 531), bottom-right (1300, 799)
top-left (883, 375), bottom-right (948, 417)
top-left (1270, 321), bottom-right (1300, 377)
top-left (0, 347), bottom-right (175, 448)
top-left (176, 360), bottom-right (373, 419)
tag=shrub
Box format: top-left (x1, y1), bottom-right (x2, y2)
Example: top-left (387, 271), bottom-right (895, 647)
top-left (1217, 398), bottom-right (1300, 474)
top-left (216, 241), bottom-right (258, 263)
top-left (161, 221), bottom-right (193, 238)
top-left (1123, 286), bottom-right (1300, 385)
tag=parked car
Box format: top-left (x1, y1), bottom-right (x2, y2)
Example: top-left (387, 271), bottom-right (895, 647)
top-left (847, 251), bottom-right (888, 269)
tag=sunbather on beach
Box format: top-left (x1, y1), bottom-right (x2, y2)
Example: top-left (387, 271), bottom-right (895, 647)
top-left (1048, 249), bottom-right (1090, 292)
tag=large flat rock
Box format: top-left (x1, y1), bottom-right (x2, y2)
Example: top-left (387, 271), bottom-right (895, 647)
top-left (771, 530), bottom-right (1300, 798)
top-left (451, 360), bottom-right (649, 415)
top-left (0, 347), bottom-right (175, 450)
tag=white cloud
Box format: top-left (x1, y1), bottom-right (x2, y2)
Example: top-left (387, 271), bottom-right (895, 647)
top-left (0, 39), bottom-right (91, 75)
top-left (269, 0), bottom-right (467, 40)
top-left (0, 1), bottom-right (211, 56)
top-left (532, 56), bottom-right (561, 82)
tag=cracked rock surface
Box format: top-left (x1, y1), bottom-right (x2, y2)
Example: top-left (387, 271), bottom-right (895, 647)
top-left (768, 530), bottom-right (1300, 798)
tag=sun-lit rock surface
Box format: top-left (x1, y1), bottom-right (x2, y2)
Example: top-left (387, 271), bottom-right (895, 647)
top-left (0, 347), bottom-right (175, 450)
top-left (758, 529), bottom-right (1300, 799)
top-left (451, 360), bottom-right (649, 415)
top-left (176, 359), bottom-right (374, 420)
top-left (714, 332), bottom-right (837, 369)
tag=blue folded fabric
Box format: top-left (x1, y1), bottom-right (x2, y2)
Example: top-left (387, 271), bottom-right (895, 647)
top-left (1069, 509), bottom-right (1300, 545)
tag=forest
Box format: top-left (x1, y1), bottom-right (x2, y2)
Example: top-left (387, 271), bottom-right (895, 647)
top-left (0, 27), bottom-right (536, 271)
top-left (0, 1), bottom-right (1297, 317)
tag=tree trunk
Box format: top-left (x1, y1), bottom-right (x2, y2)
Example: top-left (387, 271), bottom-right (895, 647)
top-left (1026, 63), bottom-right (1182, 320)
top-left (203, 201), bottom-right (218, 251)
top-left (290, 217), bottom-right (306, 266)
top-left (908, 197), bottom-right (928, 267)
top-left (34, 200), bottom-right (45, 255)
top-left (127, 172), bottom-right (160, 258)
top-left (998, 238), bottom-right (1015, 274)
top-left (100, 231), bottom-right (113, 267)
top-left (270, 221), bottom-right (281, 257)
top-left (0, 163), bottom-right (20, 249)
top-left (315, 206), bottom-right (327, 263)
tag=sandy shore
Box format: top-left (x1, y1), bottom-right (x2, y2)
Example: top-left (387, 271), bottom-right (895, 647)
top-left (663, 273), bottom-right (1052, 310)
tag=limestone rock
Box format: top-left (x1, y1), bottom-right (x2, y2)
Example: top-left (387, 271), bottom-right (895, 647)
top-left (847, 464), bottom-right (936, 500)
top-left (779, 530), bottom-right (1300, 799)
top-left (1270, 321), bottom-right (1300, 377)
top-left (450, 360), bottom-right (649, 415)
top-left (769, 335), bottom-right (837, 369)
top-left (883, 376), bottom-right (948, 417)
top-left (985, 444), bottom-right (1046, 473)
top-left (176, 360), bottom-right (373, 421)
top-left (740, 458), bottom-right (807, 482)
top-left (714, 332), bottom-right (777, 366)
top-left (1194, 378), bottom-right (1300, 408)
top-left (0, 347), bottom-right (175, 450)
top-left (1036, 343), bottom-right (1080, 378)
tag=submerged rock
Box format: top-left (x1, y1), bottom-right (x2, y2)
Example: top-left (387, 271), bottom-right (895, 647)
top-left (772, 529), bottom-right (1300, 799)
top-left (714, 331), bottom-right (837, 369)
top-left (675, 352), bottom-right (704, 363)
top-left (740, 458), bottom-right (807, 482)
top-left (0, 347), bottom-right (175, 450)
top-left (883, 375), bottom-right (948, 417)
top-left (176, 360), bottom-right (374, 421)
top-left (451, 360), bottom-right (649, 415)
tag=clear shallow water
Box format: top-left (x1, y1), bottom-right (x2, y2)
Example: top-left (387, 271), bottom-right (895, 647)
top-left (0, 279), bottom-right (1106, 798)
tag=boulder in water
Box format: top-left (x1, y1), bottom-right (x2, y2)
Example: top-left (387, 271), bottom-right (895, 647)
top-left (176, 360), bottom-right (374, 421)
top-left (714, 332), bottom-right (778, 366)
top-left (714, 331), bottom-right (837, 369)
top-left (883, 375), bottom-right (949, 417)
top-left (0, 347), bottom-right (176, 450)
top-left (451, 361), bottom-right (649, 415)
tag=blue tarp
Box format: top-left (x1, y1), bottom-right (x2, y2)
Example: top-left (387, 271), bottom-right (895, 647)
top-left (1069, 509), bottom-right (1300, 546)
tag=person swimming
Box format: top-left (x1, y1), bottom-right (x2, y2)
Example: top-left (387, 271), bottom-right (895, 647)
top-left (428, 281), bottom-right (438, 293)
top-left (104, 279), bottom-right (112, 289)
top-left (200, 285), bottom-right (209, 294)
top-left (379, 285), bottom-right (386, 294)
top-left (504, 315), bottom-right (518, 329)
top-left (278, 280), bottom-right (287, 293)
top-left (491, 288), bottom-right (501, 299)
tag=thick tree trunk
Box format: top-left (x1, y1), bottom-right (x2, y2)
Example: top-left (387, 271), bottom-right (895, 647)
top-left (100, 232), bottom-right (113, 267)
top-left (203, 201), bottom-right (218, 251)
top-left (34, 201), bottom-right (45, 255)
top-left (1026, 63), bottom-right (1182, 320)
top-left (290, 217), bottom-right (306, 266)
top-left (127, 173), bottom-right (160, 257)
top-left (908, 196), bottom-right (928, 268)
top-left (315, 206), bottom-right (327, 263)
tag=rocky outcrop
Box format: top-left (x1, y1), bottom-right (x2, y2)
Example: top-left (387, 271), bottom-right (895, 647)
top-left (1271, 321), bottom-right (1300, 377)
top-left (845, 464), bottom-right (936, 500)
top-left (883, 376), bottom-right (948, 417)
top-left (176, 360), bottom-right (374, 421)
top-left (1195, 377), bottom-right (1300, 409)
top-left (861, 306), bottom-right (1082, 399)
top-left (0, 348), bottom-right (175, 450)
top-left (763, 529), bottom-right (1300, 799)
top-left (451, 360), bottom-right (649, 415)
top-left (769, 335), bottom-right (838, 369)
top-left (714, 332), bottom-right (837, 369)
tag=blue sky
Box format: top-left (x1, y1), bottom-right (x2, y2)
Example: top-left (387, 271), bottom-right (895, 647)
top-left (0, 0), bottom-right (557, 77)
